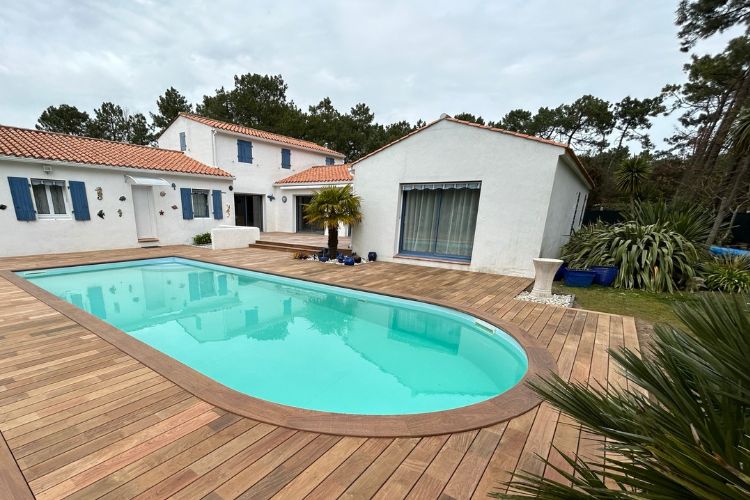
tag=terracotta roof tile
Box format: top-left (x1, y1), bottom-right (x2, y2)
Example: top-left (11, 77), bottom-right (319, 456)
top-left (275, 164), bottom-right (353, 185)
top-left (179, 113), bottom-right (345, 157)
top-left (0, 125), bottom-right (232, 177)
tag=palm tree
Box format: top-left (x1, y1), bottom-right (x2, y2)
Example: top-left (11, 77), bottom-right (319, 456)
top-left (497, 293), bottom-right (750, 499)
top-left (304, 185), bottom-right (362, 258)
top-left (615, 155), bottom-right (653, 212)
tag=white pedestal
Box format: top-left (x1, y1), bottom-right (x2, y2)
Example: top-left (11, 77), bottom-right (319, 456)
top-left (531, 258), bottom-right (563, 298)
top-left (211, 226), bottom-right (260, 250)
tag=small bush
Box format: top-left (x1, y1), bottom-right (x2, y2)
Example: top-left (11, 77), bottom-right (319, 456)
top-left (193, 232), bottom-right (211, 245)
top-left (629, 199), bottom-right (719, 243)
top-left (702, 254), bottom-right (750, 293)
top-left (562, 221), bottom-right (699, 293)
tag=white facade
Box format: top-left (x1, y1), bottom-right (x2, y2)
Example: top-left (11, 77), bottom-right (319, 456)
top-left (0, 157), bottom-right (233, 257)
top-left (158, 116), bottom-right (346, 232)
top-left (351, 119), bottom-right (591, 277)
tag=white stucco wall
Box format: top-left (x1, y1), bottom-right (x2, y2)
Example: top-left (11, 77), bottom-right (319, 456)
top-left (159, 117), bottom-right (345, 231)
top-left (351, 119), bottom-right (587, 277)
top-left (0, 158), bottom-right (233, 257)
top-left (539, 157), bottom-right (590, 258)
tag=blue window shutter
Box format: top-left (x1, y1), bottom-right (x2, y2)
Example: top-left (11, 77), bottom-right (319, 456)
top-left (7, 177), bottom-right (35, 221)
top-left (281, 148), bottom-right (291, 168)
top-left (325, 157), bottom-right (334, 165)
top-left (179, 132), bottom-right (187, 151)
top-left (212, 190), bottom-right (223, 220)
top-left (69, 181), bottom-right (90, 221)
top-left (180, 188), bottom-right (193, 219)
top-left (237, 140), bottom-right (253, 163)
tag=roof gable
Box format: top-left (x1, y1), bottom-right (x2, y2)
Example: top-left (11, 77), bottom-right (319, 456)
top-left (276, 164), bottom-right (353, 185)
top-left (0, 125), bottom-right (232, 177)
top-left (176, 113), bottom-right (345, 157)
top-left (353, 115), bottom-right (593, 188)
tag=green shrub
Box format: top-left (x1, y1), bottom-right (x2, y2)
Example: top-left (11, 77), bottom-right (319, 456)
top-left (629, 199), bottom-right (717, 243)
top-left (562, 221), bottom-right (699, 293)
top-left (702, 254), bottom-right (750, 293)
top-left (193, 232), bottom-right (211, 245)
top-left (498, 294), bottom-right (750, 498)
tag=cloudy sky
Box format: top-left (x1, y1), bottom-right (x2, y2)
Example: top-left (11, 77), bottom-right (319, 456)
top-left (0, 1), bottom-right (736, 146)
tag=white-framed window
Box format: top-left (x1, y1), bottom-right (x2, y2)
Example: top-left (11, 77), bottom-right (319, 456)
top-left (31, 179), bottom-right (70, 219)
top-left (191, 189), bottom-right (210, 218)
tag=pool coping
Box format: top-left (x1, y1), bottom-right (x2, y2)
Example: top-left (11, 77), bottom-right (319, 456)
top-left (2, 254), bottom-right (558, 438)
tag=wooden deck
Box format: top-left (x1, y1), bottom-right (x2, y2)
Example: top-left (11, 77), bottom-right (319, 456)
top-left (0, 246), bottom-right (638, 499)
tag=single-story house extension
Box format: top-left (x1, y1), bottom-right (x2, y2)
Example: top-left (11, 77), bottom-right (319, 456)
top-left (351, 115), bottom-right (593, 277)
top-left (273, 163), bottom-right (354, 234)
top-left (158, 113), bottom-right (346, 233)
top-left (0, 125), bottom-right (233, 257)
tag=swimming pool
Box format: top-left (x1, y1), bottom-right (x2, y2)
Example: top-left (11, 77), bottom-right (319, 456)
top-left (19, 257), bottom-right (528, 416)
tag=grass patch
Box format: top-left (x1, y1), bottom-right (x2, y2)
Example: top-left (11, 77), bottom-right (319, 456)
top-left (553, 284), bottom-right (699, 327)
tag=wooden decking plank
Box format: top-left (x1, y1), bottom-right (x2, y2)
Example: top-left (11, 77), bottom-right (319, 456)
top-left (405, 430), bottom-right (477, 499)
top-left (340, 437), bottom-right (421, 499)
top-left (305, 438), bottom-right (393, 500)
top-left (441, 423), bottom-right (507, 499)
top-left (373, 435), bottom-right (450, 499)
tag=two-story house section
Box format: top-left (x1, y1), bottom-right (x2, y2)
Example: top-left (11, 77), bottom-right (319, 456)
top-left (158, 113), bottom-right (346, 232)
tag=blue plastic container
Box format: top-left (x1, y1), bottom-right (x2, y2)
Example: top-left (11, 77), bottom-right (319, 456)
top-left (554, 264), bottom-right (567, 281)
top-left (319, 255), bottom-right (329, 262)
top-left (564, 269), bottom-right (596, 288)
top-left (591, 266), bottom-right (618, 286)
top-left (344, 256), bottom-right (355, 266)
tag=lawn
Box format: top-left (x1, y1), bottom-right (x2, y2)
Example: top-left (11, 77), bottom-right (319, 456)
top-left (552, 283), bottom-right (699, 327)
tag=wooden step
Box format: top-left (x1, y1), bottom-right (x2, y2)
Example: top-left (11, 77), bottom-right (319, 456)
top-left (248, 241), bottom-right (352, 256)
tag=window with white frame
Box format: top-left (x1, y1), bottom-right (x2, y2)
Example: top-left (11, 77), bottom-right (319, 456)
top-left (31, 179), bottom-right (68, 218)
top-left (191, 189), bottom-right (210, 218)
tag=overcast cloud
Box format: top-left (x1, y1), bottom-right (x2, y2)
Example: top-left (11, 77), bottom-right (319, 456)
top-left (0, 1), bottom-right (737, 146)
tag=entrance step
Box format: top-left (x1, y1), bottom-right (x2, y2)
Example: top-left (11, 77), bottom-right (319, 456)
top-left (249, 240), bottom-right (352, 256)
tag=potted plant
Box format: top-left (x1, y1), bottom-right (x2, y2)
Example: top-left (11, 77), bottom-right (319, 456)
top-left (591, 264), bottom-right (619, 286)
top-left (564, 268), bottom-right (596, 287)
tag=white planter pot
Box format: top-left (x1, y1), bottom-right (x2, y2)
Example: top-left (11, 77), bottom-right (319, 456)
top-left (531, 258), bottom-right (563, 298)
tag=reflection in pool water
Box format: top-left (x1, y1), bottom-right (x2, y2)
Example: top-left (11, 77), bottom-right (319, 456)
top-left (20, 258), bottom-right (528, 415)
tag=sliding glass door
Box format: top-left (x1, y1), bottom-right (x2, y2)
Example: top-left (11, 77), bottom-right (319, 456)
top-left (399, 182), bottom-right (481, 261)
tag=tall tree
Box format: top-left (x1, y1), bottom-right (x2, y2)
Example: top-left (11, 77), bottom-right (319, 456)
top-left (151, 87), bottom-right (192, 130)
top-left (498, 109), bottom-right (535, 134)
top-left (676, 0), bottom-right (750, 51)
top-left (612, 95), bottom-right (666, 150)
top-left (453, 112), bottom-right (485, 125)
top-left (36, 104), bottom-right (90, 135)
top-left (88, 102), bottom-right (153, 145)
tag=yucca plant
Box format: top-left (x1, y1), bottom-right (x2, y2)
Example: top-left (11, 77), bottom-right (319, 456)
top-left (615, 155), bottom-right (653, 212)
top-left (562, 222), bottom-right (699, 292)
top-left (702, 254), bottom-right (750, 293)
top-left (497, 293), bottom-right (750, 499)
top-left (629, 199), bottom-right (717, 244)
top-left (304, 185), bottom-right (362, 258)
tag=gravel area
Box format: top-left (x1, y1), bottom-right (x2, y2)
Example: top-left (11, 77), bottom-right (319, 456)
top-left (516, 291), bottom-right (575, 307)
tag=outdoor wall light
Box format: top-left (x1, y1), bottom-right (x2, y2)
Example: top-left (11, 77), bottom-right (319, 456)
top-left (281, 195), bottom-right (287, 203)
top-left (171, 183), bottom-right (177, 190)
top-left (267, 194), bottom-right (275, 201)
top-left (228, 185), bottom-right (234, 191)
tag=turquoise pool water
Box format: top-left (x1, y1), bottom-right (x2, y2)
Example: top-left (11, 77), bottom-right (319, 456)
top-left (19, 258), bottom-right (527, 415)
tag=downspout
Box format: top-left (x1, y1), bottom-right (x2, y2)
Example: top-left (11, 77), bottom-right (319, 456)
top-left (211, 129), bottom-right (217, 166)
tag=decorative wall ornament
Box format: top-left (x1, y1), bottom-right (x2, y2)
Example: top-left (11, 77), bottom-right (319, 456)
top-left (225, 203), bottom-right (231, 217)
top-left (171, 183), bottom-right (177, 190)
top-left (228, 185), bottom-right (234, 191)
top-left (119, 195), bottom-right (126, 201)
top-left (159, 210), bottom-right (165, 216)
top-left (281, 195), bottom-right (287, 203)
top-left (117, 209), bottom-right (122, 217)
top-left (267, 194), bottom-right (275, 201)
top-left (0, 204), bottom-right (6, 210)
top-left (95, 187), bottom-right (103, 200)
top-left (159, 191), bottom-right (166, 197)
top-left (171, 204), bottom-right (178, 210)
top-left (97, 210), bottom-right (105, 219)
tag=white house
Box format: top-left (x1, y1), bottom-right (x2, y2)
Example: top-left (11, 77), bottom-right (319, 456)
top-left (158, 113), bottom-right (346, 233)
top-left (351, 115), bottom-right (592, 277)
top-left (0, 125), bottom-right (233, 257)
